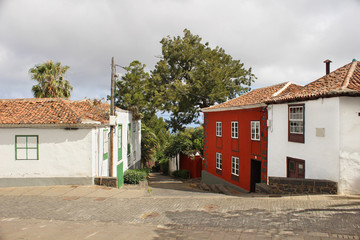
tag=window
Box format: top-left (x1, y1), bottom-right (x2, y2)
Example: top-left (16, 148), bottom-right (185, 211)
top-left (288, 104), bottom-right (305, 143)
top-left (231, 156), bottom-right (239, 176)
top-left (118, 124), bottom-right (122, 160)
top-left (216, 122), bottom-right (222, 137)
top-left (216, 152), bottom-right (222, 170)
top-left (103, 129), bottom-right (109, 160)
top-left (251, 121), bottom-right (260, 141)
top-left (127, 123), bottom-right (131, 155)
top-left (231, 121), bottom-right (238, 139)
top-left (15, 135), bottom-right (39, 160)
top-left (287, 157), bottom-right (305, 178)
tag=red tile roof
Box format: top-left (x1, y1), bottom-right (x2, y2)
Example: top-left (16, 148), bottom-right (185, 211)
top-left (0, 98), bottom-right (111, 126)
top-left (268, 60), bottom-right (360, 103)
top-left (202, 82), bottom-right (302, 111)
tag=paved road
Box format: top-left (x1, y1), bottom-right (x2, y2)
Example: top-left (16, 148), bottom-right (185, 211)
top-left (0, 173), bottom-right (359, 239)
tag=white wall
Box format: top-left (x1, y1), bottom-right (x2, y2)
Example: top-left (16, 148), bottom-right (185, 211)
top-left (268, 97), bottom-right (340, 182)
top-left (0, 128), bottom-right (93, 178)
top-left (339, 97), bottom-right (360, 194)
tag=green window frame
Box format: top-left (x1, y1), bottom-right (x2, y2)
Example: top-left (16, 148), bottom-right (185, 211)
top-left (127, 123), bottom-right (131, 155)
top-left (103, 129), bottom-right (109, 160)
top-left (118, 124), bottom-right (122, 160)
top-left (15, 135), bottom-right (39, 160)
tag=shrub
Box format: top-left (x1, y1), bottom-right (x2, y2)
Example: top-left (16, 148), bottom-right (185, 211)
top-left (159, 158), bottom-right (169, 175)
top-left (124, 169), bottom-right (148, 184)
top-left (172, 169), bottom-right (190, 179)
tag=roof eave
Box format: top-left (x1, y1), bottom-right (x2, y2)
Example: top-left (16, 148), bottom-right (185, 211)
top-left (0, 123), bottom-right (109, 129)
top-left (202, 103), bottom-right (266, 112)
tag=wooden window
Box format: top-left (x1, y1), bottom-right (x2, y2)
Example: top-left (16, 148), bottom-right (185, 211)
top-left (118, 124), bottom-right (122, 161)
top-left (251, 121), bottom-right (260, 141)
top-left (231, 156), bottom-right (239, 176)
top-left (231, 121), bottom-right (238, 139)
top-left (127, 123), bottom-right (131, 156)
top-left (216, 152), bottom-right (222, 170)
top-left (287, 157), bottom-right (305, 178)
top-left (288, 104), bottom-right (305, 143)
top-left (216, 122), bottom-right (222, 137)
top-left (103, 129), bottom-right (109, 160)
top-left (15, 135), bottom-right (39, 160)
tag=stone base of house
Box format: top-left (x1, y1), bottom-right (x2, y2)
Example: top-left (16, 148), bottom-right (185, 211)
top-left (94, 177), bottom-right (117, 188)
top-left (201, 170), bottom-right (248, 193)
top-left (0, 177), bottom-right (93, 187)
top-left (256, 177), bottom-right (337, 195)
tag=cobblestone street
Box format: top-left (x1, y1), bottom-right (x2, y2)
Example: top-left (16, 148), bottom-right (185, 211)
top-left (0, 174), bottom-right (359, 239)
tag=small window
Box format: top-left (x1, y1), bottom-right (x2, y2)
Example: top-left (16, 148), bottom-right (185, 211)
top-left (231, 121), bottom-right (238, 139)
top-left (103, 129), bottom-right (109, 160)
top-left (287, 157), bottom-right (305, 178)
top-left (288, 104), bottom-right (305, 143)
top-left (15, 135), bottom-right (39, 160)
top-left (216, 122), bottom-right (222, 137)
top-left (251, 121), bottom-right (260, 141)
top-left (216, 152), bottom-right (222, 170)
top-left (231, 156), bottom-right (239, 176)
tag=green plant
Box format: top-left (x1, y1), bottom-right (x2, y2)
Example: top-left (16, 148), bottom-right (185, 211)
top-left (172, 169), bottom-right (190, 179)
top-left (124, 169), bottom-right (148, 184)
top-left (159, 158), bottom-right (169, 175)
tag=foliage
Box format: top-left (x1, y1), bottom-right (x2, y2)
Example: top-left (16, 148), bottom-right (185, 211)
top-left (141, 123), bottom-right (159, 168)
top-left (29, 60), bottom-right (73, 99)
top-left (123, 169), bottom-right (149, 184)
top-left (159, 158), bottom-right (169, 175)
top-left (172, 169), bottom-right (190, 179)
top-left (152, 29), bottom-right (255, 132)
top-left (114, 60), bottom-right (153, 120)
top-left (164, 126), bottom-right (204, 158)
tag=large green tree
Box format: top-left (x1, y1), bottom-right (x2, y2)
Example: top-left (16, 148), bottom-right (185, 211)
top-left (114, 60), bottom-right (154, 121)
top-left (29, 60), bottom-right (72, 99)
top-left (152, 29), bottom-right (255, 132)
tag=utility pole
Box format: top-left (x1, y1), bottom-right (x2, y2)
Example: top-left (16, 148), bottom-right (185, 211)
top-left (109, 57), bottom-right (115, 177)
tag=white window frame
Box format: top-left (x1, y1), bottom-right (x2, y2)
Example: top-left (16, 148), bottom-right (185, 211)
top-left (216, 152), bottom-right (222, 170)
top-left (289, 106), bottom-right (304, 134)
top-left (231, 121), bottom-right (238, 139)
top-left (216, 122), bottom-right (222, 137)
top-left (231, 156), bottom-right (239, 176)
top-left (251, 121), bottom-right (260, 141)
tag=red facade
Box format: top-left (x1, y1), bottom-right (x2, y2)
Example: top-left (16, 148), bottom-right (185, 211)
top-left (179, 153), bottom-right (202, 178)
top-left (203, 107), bottom-right (268, 192)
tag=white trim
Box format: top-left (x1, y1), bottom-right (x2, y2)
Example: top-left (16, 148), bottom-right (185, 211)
top-left (231, 156), bottom-right (239, 176)
top-left (251, 121), bottom-right (260, 141)
top-left (216, 152), bottom-right (222, 170)
top-left (272, 82), bottom-right (293, 97)
top-left (231, 121), bottom-right (238, 139)
top-left (216, 122), bottom-right (222, 137)
top-left (202, 103), bottom-right (266, 112)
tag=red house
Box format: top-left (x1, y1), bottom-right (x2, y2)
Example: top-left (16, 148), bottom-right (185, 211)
top-left (201, 82), bottom-right (301, 192)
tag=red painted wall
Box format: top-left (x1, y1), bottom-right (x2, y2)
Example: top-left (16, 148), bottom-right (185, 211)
top-left (203, 107), bottom-right (268, 192)
top-left (180, 153), bottom-right (202, 178)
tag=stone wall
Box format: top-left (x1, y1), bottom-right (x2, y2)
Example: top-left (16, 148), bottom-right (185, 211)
top-left (256, 177), bottom-right (337, 194)
top-left (94, 177), bottom-right (117, 188)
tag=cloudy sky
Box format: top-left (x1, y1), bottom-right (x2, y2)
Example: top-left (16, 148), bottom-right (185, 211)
top-left (0, 0), bottom-right (359, 101)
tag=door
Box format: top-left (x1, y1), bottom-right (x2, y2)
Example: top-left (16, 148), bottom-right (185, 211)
top-left (250, 159), bottom-right (262, 192)
top-left (287, 157), bottom-right (305, 178)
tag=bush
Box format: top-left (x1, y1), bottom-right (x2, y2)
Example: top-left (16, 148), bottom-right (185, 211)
top-left (172, 169), bottom-right (190, 179)
top-left (159, 158), bottom-right (169, 175)
top-left (124, 169), bottom-right (148, 184)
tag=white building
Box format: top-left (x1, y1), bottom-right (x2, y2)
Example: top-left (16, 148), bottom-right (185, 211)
top-left (267, 60), bottom-right (360, 194)
top-left (0, 98), bottom-right (141, 187)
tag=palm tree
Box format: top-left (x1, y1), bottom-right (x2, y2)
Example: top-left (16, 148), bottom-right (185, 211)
top-left (29, 60), bottom-right (73, 99)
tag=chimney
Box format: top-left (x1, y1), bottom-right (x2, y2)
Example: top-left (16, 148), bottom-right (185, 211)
top-left (323, 59), bottom-right (332, 75)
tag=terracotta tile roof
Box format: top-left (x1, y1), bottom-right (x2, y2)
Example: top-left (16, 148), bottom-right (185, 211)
top-left (268, 60), bottom-right (360, 103)
top-left (202, 82), bottom-right (302, 111)
top-left (0, 98), bottom-right (111, 125)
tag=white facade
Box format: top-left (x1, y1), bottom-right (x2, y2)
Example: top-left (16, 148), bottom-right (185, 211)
top-left (0, 109), bottom-right (141, 187)
top-left (268, 96), bottom-right (360, 194)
